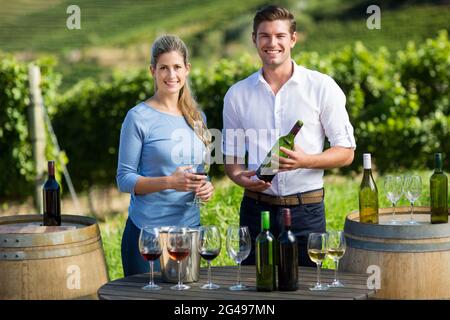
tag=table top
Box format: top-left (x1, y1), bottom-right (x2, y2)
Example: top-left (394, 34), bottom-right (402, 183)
top-left (98, 266), bottom-right (375, 300)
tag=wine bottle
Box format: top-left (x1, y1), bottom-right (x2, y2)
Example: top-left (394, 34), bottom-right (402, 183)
top-left (277, 208), bottom-right (298, 291)
top-left (256, 211), bottom-right (276, 292)
top-left (430, 153), bottom-right (448, 224)
top-left (359, 153), bottom-right (379, 224)
top-left (43, 160), bottom-right (61, 226)
top-left (256, 120), bottom-right (303, 182)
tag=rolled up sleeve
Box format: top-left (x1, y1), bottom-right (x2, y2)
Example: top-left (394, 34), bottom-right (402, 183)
top-left (320, 76), bottom-right (356, 149)
top-left (222, 89), bottom-right (246, 158)
top-left (116, 110), bottom-right (143, 196)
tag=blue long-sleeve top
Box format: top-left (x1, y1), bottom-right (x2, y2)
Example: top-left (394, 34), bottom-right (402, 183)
top-left (116, 102), bottom-right (205, 229)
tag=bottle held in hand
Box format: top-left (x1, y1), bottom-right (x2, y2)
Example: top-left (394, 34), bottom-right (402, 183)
top-left (43, 160), bottom-right (61, 226)
top-left (256, 120), bottom-right (303, 182)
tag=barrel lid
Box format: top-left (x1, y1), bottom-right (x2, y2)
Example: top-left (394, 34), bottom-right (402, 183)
top-left (345, 207), bottom-right (450, 239)
top-left (0, 214), bottom-right (99, 248)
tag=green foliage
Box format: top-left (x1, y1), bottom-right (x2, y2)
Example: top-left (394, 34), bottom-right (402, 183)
top-left (1, 32), bottom-right (449, 199)
top-left (0, 56), bottom-right (61, 200)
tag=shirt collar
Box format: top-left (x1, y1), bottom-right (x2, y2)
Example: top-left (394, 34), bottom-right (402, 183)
top-left (254, 60), bottom-right (302, 87)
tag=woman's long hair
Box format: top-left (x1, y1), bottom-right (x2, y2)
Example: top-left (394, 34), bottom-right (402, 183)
top-left (150, 35), bottom-right (211, 147)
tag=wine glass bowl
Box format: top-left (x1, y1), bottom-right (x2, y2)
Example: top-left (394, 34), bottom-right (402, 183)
top-left (167, 227), bottom-right (191, 290)
top-left (226, 226), bottom-right (251, 291)
top-left (139, 227), bottom-right (162, 290)
top-left (198, 225), bottom-right (221, 289)
top-left (384, 175), bottom-right (404, 225)
top-left (404, 175), bottom-right (422, 225)
top-left (307, 232), bottom-right (329, 291)
top-left (326, 230), bottom-right (346, 288)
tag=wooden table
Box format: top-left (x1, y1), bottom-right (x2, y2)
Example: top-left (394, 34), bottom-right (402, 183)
top-left (98, 266), bottom-right (375, 300)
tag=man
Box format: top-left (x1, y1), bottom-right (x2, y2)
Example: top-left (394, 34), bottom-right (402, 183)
top-left (222, 5), bottom-right (356, 267)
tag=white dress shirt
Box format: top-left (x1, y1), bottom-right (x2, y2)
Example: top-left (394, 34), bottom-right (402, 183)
top-left (222, 61), bottom-right (356, 196)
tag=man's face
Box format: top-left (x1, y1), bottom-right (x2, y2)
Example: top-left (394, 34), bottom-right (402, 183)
top-left (253, 20), bottom-right (296, 68)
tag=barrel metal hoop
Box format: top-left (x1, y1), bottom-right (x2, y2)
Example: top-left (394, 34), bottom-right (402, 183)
top-left (0, 237), bottom-right (102, 260)
top-left (346, 236), bottom-right (450, 252)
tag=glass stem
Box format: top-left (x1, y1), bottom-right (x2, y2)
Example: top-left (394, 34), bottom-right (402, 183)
top-left (237, 262), bottom-right (241, 286)
top-left (334, 259), bottom-right (339, 282)
top-left (150, 261), bottom-right (154, 285)
top-left (316, 262), bottom-right (322, 285)
top-left (392, 202), bottom-right (396, 221)
top-left (207, 261), bottom-right (212, 285)
top-left (178, 261), bottom-right (182, 287)
top-left (410, 202), bottom-right (414, 222)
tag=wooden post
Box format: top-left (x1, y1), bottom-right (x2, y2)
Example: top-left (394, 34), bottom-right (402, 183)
top-left (28, 65), bottom-right (47, 214)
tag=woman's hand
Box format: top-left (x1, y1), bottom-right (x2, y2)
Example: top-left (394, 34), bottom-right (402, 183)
top-left (169, 166), bottom-right (207, 192)
top-left (195, 180), bottom-right (215, 202)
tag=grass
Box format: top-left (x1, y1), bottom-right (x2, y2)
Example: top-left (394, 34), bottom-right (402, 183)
top-left (99, 169), bottom-right (443, 280)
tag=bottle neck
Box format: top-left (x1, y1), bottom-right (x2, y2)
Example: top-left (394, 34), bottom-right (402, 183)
top-left (289, 121), bottom-right (303, 136)
top-left (435, 154), bottom-right (443, 173)
top-left (48, 162), bottom-right (55, 178)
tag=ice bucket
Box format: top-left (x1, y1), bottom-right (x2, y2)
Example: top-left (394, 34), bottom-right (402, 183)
top-left (159, 227), bottom-right (200, 283)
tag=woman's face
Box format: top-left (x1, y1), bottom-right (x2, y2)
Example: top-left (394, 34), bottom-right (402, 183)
top-left (151, 50), bottom-right (190, 96)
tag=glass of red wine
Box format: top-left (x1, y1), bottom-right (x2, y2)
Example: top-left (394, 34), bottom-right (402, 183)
top-left (167, 226), bottom-right (191, 290)
top-left (198, 225), bottom-right (221, 289)
top-left (139, 226), bottom-right (162, 290)
top-left (186, 148), bottom-right (211, 207)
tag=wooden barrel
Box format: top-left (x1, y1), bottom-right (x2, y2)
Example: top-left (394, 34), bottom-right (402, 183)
top-left (0, 214), bottom-right (109, 299)
top-left (340, 207), bottom-right (450, 299)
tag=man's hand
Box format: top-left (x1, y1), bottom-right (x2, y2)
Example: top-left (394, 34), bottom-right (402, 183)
top-left (235, 170), bottom-right (272, 192)
top-left (278, 144), bottom-right (311, 171)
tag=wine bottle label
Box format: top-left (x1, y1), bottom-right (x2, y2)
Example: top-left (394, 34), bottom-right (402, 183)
top-left (363, 153), bottom-right (371, 169)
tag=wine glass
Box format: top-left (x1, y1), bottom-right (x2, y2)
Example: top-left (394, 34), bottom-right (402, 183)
top-left (326, 230), bottom-right (346, 288)
top-left (384, 175), bottom-right (404, 225)
top-left (186, 148), bottom-right (211, 207)
top-left (307, 232), bottom-right (329, 291)
top-left (198, 225), bottom-right (221, 289)
top-left (226, 226), bottom-right (251, 291)
top-left (404, 175), bottom-right (422, 225)
top-left (138, 227), bottom-right (162, 290)
top-left (167, 227), bottom-right (191, 290)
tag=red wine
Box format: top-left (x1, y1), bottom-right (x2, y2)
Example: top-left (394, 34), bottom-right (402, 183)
top-left (277, 208), bottom-right (298, 291)
top-left (168, 249), bottom-right (190, 261)
top-left (43, 160), bottom-right (61, 226)
top-left (200, 250), bottom-right (219, 261)
top-left (141, 251), bottom-right (162, 261)
top-left (194, 172), bottom-right (207, 176)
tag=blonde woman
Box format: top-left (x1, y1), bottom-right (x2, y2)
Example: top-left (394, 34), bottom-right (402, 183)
top-left (117, 35), bottom-right (214, 276)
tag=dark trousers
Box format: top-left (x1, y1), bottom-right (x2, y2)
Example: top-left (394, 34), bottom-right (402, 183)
top-left (121, 217), bottom-right (160, 277)
top-left (240, 192), bottom-right (326, 268)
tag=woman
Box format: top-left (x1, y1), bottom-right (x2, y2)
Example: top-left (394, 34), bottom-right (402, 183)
top-left (116, 35), bottom-right (214, 276)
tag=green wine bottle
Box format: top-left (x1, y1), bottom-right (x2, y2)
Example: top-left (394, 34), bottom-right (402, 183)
top-left (430, 153), bottom-right (448, 224)
top-left (256, 211), bottom-right (276, 292)
top-left (359, 153), bottom-right (379, 224)
top-left (256, 120), bottom-right (303, 182)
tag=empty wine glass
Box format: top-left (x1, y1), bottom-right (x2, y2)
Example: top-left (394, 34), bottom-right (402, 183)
top-left (167, 227), bottom-right (191, 290)
top-left (198, 225), bottom-right (221, 289)
top-left (226, 226), bottom-right (251, 291)
top-left (326, 230), bottom-right (346, 288)
top-left (307, 232), bottom-right (329, 291)
top-left (384, 175), bottom-right (404, 225)
top-left (186, 148), bottom-right (211, 207)
top-left (404, 175), bottom-right (422, 225)
top-left (138, 227), bottom-right (162, 290)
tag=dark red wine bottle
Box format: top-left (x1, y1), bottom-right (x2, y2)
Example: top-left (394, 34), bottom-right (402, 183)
top-left (277, 208), bottom-right (298, 291)
top-left (43, 160), bottom-right (61, 226)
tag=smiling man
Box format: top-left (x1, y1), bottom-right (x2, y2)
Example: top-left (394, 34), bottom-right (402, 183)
top-left (222, 5), bottom-right (356, 267)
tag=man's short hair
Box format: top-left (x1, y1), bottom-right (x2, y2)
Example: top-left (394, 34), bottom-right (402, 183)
top-left (253, 5), bottom-right (296, 35)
